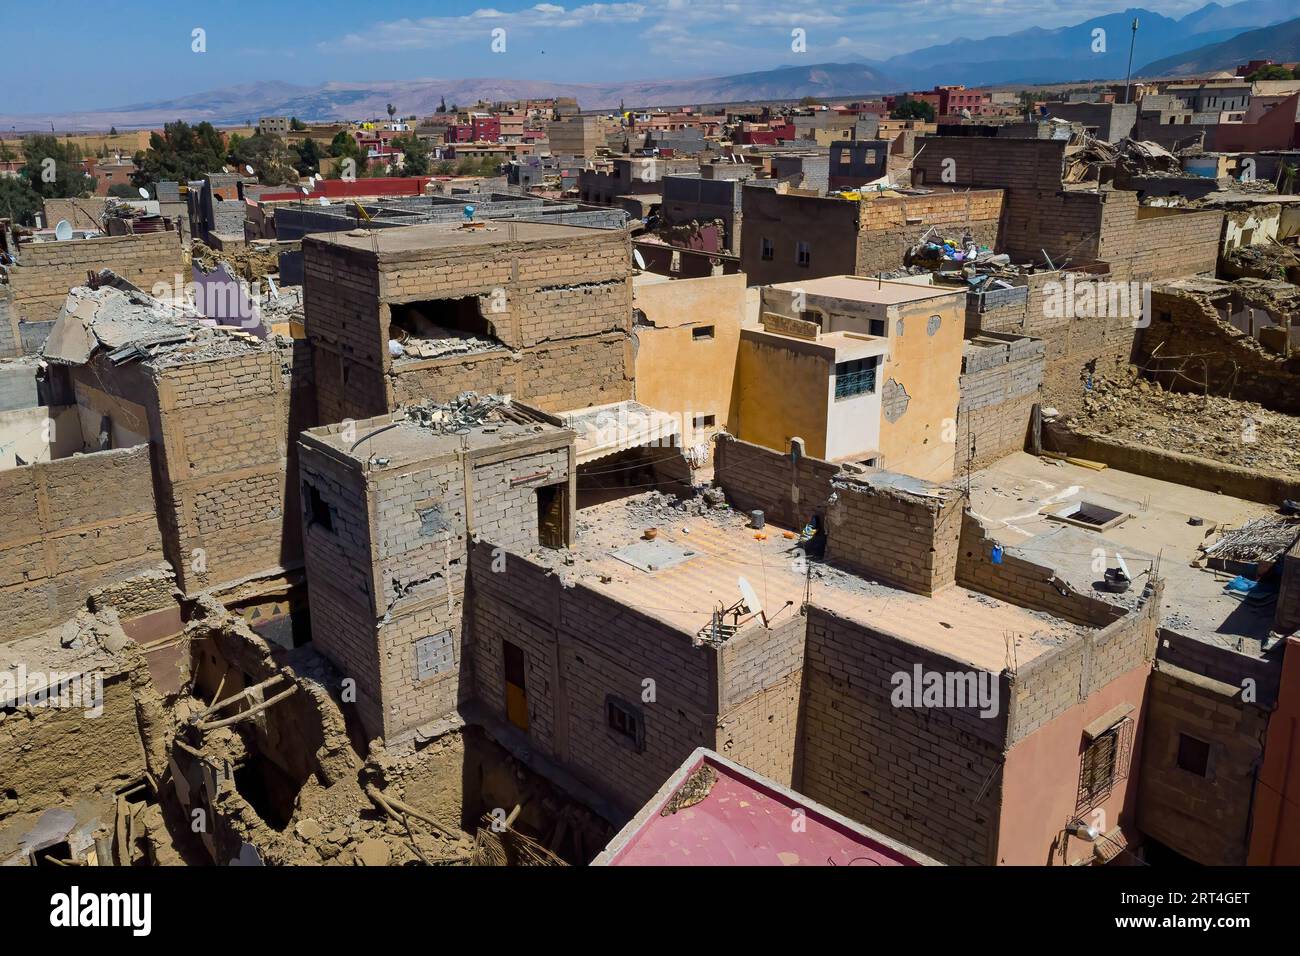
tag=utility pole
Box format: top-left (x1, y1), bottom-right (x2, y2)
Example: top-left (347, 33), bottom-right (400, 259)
top-left (1123, 18), bottom-right (1140, 105)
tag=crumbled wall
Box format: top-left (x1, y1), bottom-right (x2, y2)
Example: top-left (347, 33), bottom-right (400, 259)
top-left (2, 233), bottom-right (185, 356)
top-left (1139, 286), bottom-right (1300, 415)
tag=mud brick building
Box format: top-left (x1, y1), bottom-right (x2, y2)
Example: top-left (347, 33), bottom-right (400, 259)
top-left (739, 186), bottom-right (1005, 286)
top-left (0, 231), bottom-right (185, 358)
top-left (40, 283), bottom-right (312, 601)
top-left (912, 137), bottom-right (1223, 281)
top-left (301, 222), bottom-right (634, 425)
top-left (297, 398), bottom-right (576, 743)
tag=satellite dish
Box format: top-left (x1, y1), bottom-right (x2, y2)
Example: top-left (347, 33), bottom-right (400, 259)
top-left (54, 219), bottom-right (73, 241)
top-left (244, 164), bottom-right (255, 176)
top-left (632, 249), bottom-right (646, 270)
top-left (318, 197), bottom-right (329, 205)
top-left (737, 576), bottom-right (763, 617)
top-left (299, 186), bottom-right (310, 196)
top-left (314, 173), bottom-right (323, 181)
top-left (137, 187), bottom-right (150, 199)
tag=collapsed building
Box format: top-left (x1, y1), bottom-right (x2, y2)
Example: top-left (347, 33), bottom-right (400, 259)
top-left (301, 221), bottom-right (634, 425)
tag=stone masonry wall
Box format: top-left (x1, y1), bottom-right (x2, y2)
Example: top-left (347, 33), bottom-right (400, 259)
top-left (0, 444), bottom-right (163, 641)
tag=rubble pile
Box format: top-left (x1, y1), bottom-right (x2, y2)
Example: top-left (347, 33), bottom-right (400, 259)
top-left (403, 392), bottom-right (525, 434)
top-left (1070, 367), bottom-right (1300, 474)
top-left (191, 239), bottom-right (280, 282)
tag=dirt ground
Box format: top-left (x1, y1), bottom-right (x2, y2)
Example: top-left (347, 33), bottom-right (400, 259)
top-left (1068, 366), bottom-right (1300, 475)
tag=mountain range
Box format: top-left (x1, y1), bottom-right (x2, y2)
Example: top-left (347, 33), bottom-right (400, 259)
top-left (1, 2), bottom-right (1295, 131)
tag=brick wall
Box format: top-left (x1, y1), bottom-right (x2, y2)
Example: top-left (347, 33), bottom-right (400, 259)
top-left (1002, 580), bottom-right (1160, 745)
top-left (798, 605), bottom-right (1008, 865)
top-left (955, 332), bottom-right (1045, 472)
top-left (304, 228), bottom-right (633, 425)
top-left (468, 541), bottom-right (720, 813)
top-left (825, 476), bottom-right (963, 596)
top-left (957, 510), bottom-right (1128, 630)
top-left (855, 190), bottom-right (1004, 276)
top-left (912, 137), bottom-right (1221, 281)
top-left (1137, 664), bottom-right (1268, 865)
top-left (151, 347), bottom-right (298, 595)
top-left (2, 233), bottom-right (184, 355)
top-left (1278, 538), bottom-right (1300, 636)
top-left (1139, 287), bottom-right (1300, 416)
top-left (0, 444), bottom-right (163, 641)
top-left (712, 433), bottom-right (840, 529)
top-left (714, 611), bottom-right (806, 785)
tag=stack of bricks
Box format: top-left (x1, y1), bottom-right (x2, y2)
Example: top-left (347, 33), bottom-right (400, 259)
top-left (1, 232), bottom-right (185, 356)
top-left (825, 475), bottom-right (963, 597)
top-left (0, 444), bottom-right (164, 641)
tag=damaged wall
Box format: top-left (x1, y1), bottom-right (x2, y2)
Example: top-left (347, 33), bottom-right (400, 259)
top-left (1, 233), bottom-right (185, 357)
top-left (0, 444), bottom-right (164, 641)
top-left (303, 226), bottom-right (634, 424)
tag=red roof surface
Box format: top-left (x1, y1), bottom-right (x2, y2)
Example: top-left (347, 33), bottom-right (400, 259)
top-left (595, 749), bottom-right (932, 867)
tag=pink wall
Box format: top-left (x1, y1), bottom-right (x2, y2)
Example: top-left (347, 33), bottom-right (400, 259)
top-left (1249, 635), bottom-right (1300, 864)
top-left (996, 665), bottom-right (1151, 865)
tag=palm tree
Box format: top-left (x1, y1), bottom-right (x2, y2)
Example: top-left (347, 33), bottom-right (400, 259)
top-left (387, 103), bottom-right (396, 121)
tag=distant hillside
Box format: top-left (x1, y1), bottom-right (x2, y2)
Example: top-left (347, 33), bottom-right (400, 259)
top-left (1139, 16), bottom-right (1300, 76)
top-left (0, 1), bottom-right (1290, 131)
top-left (878, 3), bottom-right (1293, 88)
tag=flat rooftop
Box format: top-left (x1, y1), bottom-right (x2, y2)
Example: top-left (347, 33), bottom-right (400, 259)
top-left (768, 275), bottom-right (962, 305)
top-left (306, 219), bottom-right (610, 256)
top-left (968, 452), bottom-right (1286, 651)
top-left (529, 491), bottom-right (1085, 672)
top-left (307, 396), bottom-right (570, 467)
top-left (593, 748), bottom-right (934, 866)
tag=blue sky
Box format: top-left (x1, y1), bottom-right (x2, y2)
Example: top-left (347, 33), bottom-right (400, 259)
top-left (7, 0), bottom-right (1219, 112)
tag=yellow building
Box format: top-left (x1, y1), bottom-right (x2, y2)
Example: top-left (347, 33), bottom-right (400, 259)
top-left (631, 271), bottom-right (746, 460)
top-left (734, 275), bottom-right (966, 482)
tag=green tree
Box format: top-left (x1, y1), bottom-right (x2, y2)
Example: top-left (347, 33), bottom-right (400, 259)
top-left (290, 116), bottom-right (306, 131)
top-left (325, 130), bottom-right (368, 178)
top-left (437, 96), bottom-right (447, 113)
top-left (0, 140), bottom-right (16, 164)
top-left (387, 103), bottom-right (397, 121)
top-left (891, 99), bottom-right (936, 122)
top-left (19, 135), bottom-right (96, 198)
top-left (393, 135), bottom-right (430, 176)
top-left (107, 183), bottom-right (143, 198)
top-left (109, 126), bottom-right (118, 136)
top-left (798, 96), bottom-right (822, 106)
top-left (1247, 65), bottom-right (1293, 81)
top-left (293, 138), bottom-right (323, 176)
top-left (0, 176), bottom-right (42, 225)
top-left (229, 132), bottom-right (298, 185)
top-left (133, 120), bottom-right (227, 187)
